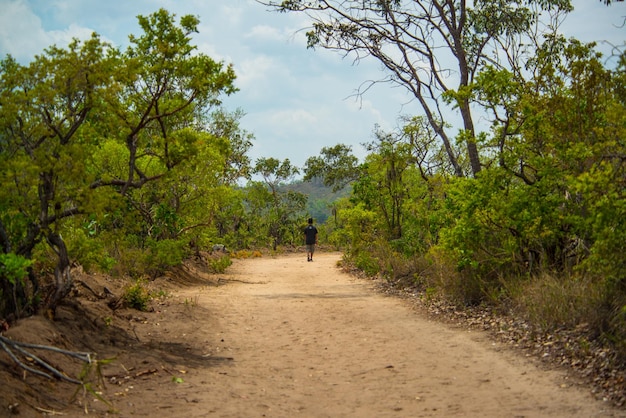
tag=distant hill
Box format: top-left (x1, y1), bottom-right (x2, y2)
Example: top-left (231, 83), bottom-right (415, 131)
top-left (281, 177), bottom-right (350, 224)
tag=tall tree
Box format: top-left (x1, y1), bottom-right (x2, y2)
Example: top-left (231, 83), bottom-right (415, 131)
top-left (0, 9), bottom-right (239, 317)
top-left (0, 35), bottom-right (112, 315)
top-left (95, 8), bottom-right (237, 193)
top-left (260, 0), bottom-right (573, 177)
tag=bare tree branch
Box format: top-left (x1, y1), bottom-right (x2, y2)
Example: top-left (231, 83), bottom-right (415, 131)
top-left (0, 334), bottom-right (92, 384)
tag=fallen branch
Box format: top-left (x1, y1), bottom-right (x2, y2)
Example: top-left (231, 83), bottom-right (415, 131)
top-left (76, 280), bottom-right (113, 300)
top-left (0, 334), bottom-right (92, 384)
top-left (34, 406), bottom-right (67, 415)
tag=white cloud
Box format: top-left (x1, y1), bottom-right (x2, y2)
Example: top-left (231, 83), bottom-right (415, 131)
top-left (48, 23), bottom-right (96, 46)
top-left (0, 0), bottom-right (111, 62)
top-left (219, 4), bottom-right (245, 26)
top-left (269, 109), bottom-right (318, 132)
top-left (246, 25), bottom-right (283, 41)
top-left (0, 0), bottom-right (48, 62)
top-left (234, 54), bottom-right (280, 93)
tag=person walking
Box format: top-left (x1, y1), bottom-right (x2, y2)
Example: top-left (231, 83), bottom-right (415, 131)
top-left (303, 218), bottom-right (318, 262)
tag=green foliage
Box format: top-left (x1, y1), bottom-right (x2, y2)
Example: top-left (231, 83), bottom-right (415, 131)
top-left (0, 253), bottom-right (32, 286)
top-left (330, 203), bottom-right (377, 251)
top-left (248, 158), bottom-right (307, 250)
top-left (123, 279), bottom-right (152, 311)
top-left (144, 239), bottom-right (186, 278)
top-left (0, 8), bottom-right (248, 315)
top-left (66, 223), bottom-right (115, 273)
top-left (354, 251), bottom-right (380, 277)
top-left (303, 144), bottom-right (361, 192)
top-left (0, 253), bottom-right (34, 318)
top-left (207, 255), bottom-right (232, 274)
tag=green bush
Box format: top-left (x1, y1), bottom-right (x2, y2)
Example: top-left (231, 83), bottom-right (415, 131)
top-left (144, 238), bottom-right (186, 278)
top-left (208, 255), bottom-right (232, 274)
top-left (66, 226), bottom-right (115, 273)
top-left (0, 253), bottom-right (32, 286)
top-left (123, 279), bottom-right (151, 311)
top-left (354, 251), bottom-right (379, 277)
top-left (0, 253), bottom-right (34, 317)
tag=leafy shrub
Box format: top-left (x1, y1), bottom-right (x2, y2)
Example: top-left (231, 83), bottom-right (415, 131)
top-left (123, 280), bottom-right (151, 311)
top-left (0, 253), bottom-right (32, 286)
top-left (66, 226), bottom-right (115, 273)
top-left (110, 247), bottom-right (145, 279)
top-left (354, 251), bottom-right (379, 277)
top-left (208, 255), bottom-right (232, 274)
top-left (0, 253), bottom-right (34, 317)
top-left (422, 246), bottom-right (472, 305)
top-left (144, 238), bottom-right (186, 278)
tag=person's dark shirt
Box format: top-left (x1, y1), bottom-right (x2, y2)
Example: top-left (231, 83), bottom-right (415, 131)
top-left (304, 224), bottom-right (318, 245)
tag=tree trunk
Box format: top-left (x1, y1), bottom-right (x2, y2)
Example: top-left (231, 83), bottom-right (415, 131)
top-left (459, 101), bottom-right (482, 177)
top-left (46, 232), bottom-right (72, 317)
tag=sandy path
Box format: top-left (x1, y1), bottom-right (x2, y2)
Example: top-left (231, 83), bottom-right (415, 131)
top-left (121, 252), bottom-right (621, 417)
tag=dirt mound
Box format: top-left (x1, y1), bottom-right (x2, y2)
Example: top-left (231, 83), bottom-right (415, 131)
top-left (0, 261), bottom-right (219, 417)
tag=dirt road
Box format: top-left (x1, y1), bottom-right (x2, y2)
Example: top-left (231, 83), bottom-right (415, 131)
top-left (10, 251), bottom-right (612, 417)
top-left (92, 251), bottom-right (620, 418)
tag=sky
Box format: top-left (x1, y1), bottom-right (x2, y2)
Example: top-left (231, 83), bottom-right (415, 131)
top-left (0, 0), bottom-right (624, 172)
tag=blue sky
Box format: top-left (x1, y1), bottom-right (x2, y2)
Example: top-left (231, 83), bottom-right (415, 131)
top-left (1, 0), bottom-right (624, 170)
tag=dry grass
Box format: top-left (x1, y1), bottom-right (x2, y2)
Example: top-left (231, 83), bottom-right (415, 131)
top-left (511, 273), bottom-right (604, 333)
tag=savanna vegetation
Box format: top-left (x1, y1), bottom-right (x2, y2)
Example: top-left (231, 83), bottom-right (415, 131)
top-left (0, 9), bottom-right (315, 324)
top-left (0, 0), bottom-right (625, 400)
top-left (263, 0), bottom-right (626, 364)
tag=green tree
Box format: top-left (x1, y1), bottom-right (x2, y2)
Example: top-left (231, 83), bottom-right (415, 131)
top-left (94, 8), bottom-right (237, 193)
top-left (303, 144), bottom-right (361, 191)
top-left (251, 158), bottom-right (306, 250)
top-left (358, 126), bottom-right (414, 239)
top-left (260, 0), bottom-right (572, 177)
top-left (89, 9), bottom-right (239, 277)
top-left (435, 39), bottom-right (626, 309)
top-left (208, 108), bottom-right (254, 184)
top-left (0, 34), bottom-right (113, 315)
top-left (0, 9), bottom-right (240, 317)
top-left (468, 38), bottom-right (626, 273)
